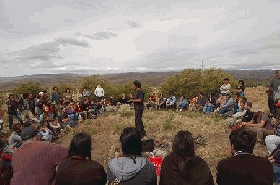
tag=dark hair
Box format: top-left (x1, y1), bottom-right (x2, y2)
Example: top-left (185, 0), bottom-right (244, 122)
top-left (229, 128), bottom-right (257, 154)
top-left (246, 102), bottom-right (252, 108)
top-left (120, 127), bottom-right (142, 157)
top-left (172, 130), bottom-right (196, 180)
top-left (238, 80), bottom-right (244, 87)
top-left (68, 132), bottom-right (92, 160)
top-left (224, 78), bottom-right (229, 81)
top-left (53, 86), bottom-right (57, 90)
top-left (13, 123), bottom-right (22, 132)
top-left (133, 80), bottom-right (141, 88)
top-left (65, 88), bottom-right (70, 93)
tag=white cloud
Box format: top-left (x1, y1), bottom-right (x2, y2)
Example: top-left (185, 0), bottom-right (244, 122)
top-left (0, 0), bottom-right (280, 77)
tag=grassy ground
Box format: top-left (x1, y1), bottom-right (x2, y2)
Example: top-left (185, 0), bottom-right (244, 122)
top-left (53, 86), bottom-right (272, 181)
top-left (1, 86), bottom-right (273, 183)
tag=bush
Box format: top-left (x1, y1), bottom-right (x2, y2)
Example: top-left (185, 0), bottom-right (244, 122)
top-left (159, 68), bottom-right (237, 99)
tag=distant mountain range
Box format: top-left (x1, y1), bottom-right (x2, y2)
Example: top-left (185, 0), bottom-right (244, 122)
top-left (0, 70), bottom-right (275, 90)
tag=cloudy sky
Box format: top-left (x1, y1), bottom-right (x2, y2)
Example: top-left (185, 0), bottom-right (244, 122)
top-left (0, 0), bottom-right (280, 77)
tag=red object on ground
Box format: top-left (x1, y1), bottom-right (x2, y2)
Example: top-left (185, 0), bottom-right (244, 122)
top-left (149, 156), bottom-right (162, 176)
top-left (276, 102), bottom-right (280, 107)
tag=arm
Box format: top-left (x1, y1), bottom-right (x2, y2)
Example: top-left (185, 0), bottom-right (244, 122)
top-left (243, 119), bottom-right (265, 128)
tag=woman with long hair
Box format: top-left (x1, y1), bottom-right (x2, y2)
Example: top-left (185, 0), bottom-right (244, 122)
top-left (159, 130), bottom-right (214, 185)
top-left (55, 133), bottom-right (107, 185)
top-left (107, 127), bottom-right (157, 185)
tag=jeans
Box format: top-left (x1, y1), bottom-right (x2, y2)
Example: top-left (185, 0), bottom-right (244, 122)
top-left (219, 107), bottom-right (232, 115)
top-left (135, 109), bottom-right (146, 137)
top-left (265, 135), bottom-right (280, 154)
top-left (274, 166), bottom-right (280, 184)
top-left (9, 112), bottom-right (23, 130)
top-left (203, 103), bottom-right (215, 114)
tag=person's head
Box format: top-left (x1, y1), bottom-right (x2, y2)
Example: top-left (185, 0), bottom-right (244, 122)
top-left (68, 132), bottom-right (92, 160)
top-left (61, 107), bottom-right (66, 113)
top-left (83, 87), bottom-right (87, 91)
top-left (199, 92), bottom-right (204, 97)
top-left (65, 88), bottom-right (70, 93)
top-left (43, 106), bottom-right (49, 113)
top-left (28, 93), bottom-right (33, 98)
top-left (9, 94), bottom-right (15, 100)
top-left (224, 78), bottom-right (229, 84)
top-left (133, 80), bottom-right (141, 89)
top-left (13, 123), bottom-right (22, 133)
top-left (229, 128), bottom-right (257, 154)
top-left (172, 130), bottom-right (195, 157)
top-left (120, 127), bottom-right (142, 156)
top-left (53, 86), bottom-right (58, 91)
top-left (181, 95), bottom-right (185, 99)
top-left (244, 102), bottom-right (252, 110)
top-left (238, 80), bottom-right (244, 87)
top-left (276, 70), bottom-right (280, 78)
top-left (238, 97), bottom-right (247, 108)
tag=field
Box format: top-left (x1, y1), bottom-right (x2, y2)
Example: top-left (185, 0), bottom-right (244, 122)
top-left (51, 86), bottom-right (272, 181)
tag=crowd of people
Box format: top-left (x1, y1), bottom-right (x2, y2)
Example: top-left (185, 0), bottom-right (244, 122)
top-left (0, 71), bottom-right (279, 184)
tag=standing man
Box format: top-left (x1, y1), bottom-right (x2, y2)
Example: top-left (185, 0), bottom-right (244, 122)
top-left (268, 70), bottom-right (280, 115)
top-left (129, 80), bottom-right (146, 138)
top-left (94, 85), bottom-right (104, 103)
top-left (216, 128), bottom-right (273, 185)
top-left (51, 86), bottom-right (61, 118)
top-left (6, 94), bottom-right (24, 130)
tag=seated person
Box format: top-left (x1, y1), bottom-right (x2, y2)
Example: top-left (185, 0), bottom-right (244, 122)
top-left (156, 94), bottom-right (166, 110)
top-left (227, 99), bottom-right (247, 127)
top-left (242, 111), bottom-right (274, 143)
top-left (220, 78), bottom-right (231, 96)
top-left (8, 123), bottom-right (22, 149)
top-left (216, 128), bottom-right (273, 185)
top-left (166, 94), bottom-right (176, 109)
top-left (177, 95), bottom-right (188, 111)
top-left (118, 93), bottom-right (129, 105)
top-left (188, 96), bottom-right (198, 111)
top-left (196, 92), bottom-right (207, 111)
top-left (203, 93), bottom-right (217, 114)
top-left (109, 95), bottom-right (117, 106)
top-left (159, 130), bottom-right (214, 185)
top-left (49, 121), bottom-right (61, 138)
top-left (267, 144), bottom-right (280, 183)
top-left (218, 94), bottom-right (235, 117)
top-left (58, 107), bottom-right (76, 128)
top-left (39, 106), bottom-right (55, 124)
top-left (37, 123), bottom-right (53, 142)
top-left (0, 139), bottom-right (13, 184)
top-left (66, 102), bottom-right (79, 123)
top-left (107, 127), bottom-right (157, 184)
top-left (20, 120), bottom-right (38, 141)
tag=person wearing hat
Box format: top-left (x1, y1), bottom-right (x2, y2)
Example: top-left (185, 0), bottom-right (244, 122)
top-left (10, 125), bottom-right (68, 185)
top-left (129, 80), bottom-right (146, 138)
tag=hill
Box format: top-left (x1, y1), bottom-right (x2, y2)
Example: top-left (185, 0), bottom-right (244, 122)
top-left (0, 69), bottom-right (276, 90)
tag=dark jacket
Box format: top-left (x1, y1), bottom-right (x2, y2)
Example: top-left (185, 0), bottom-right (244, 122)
top-left (216, 154), bottom-right (273, 185)
top-left (159, 153), bottom-right (214, 185)
top-left (55, 158), bottom-right (107, 185)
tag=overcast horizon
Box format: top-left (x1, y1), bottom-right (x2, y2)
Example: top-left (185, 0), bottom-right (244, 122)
top-left (1, 0), bottom-right (280, 77)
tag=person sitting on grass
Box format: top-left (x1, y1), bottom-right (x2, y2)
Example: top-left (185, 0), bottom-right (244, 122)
top-left (55, 132), bottom-right (107, 185)
top-left (107, 127), bottom-right (157, 185)
top-left (166, 94), bottom-right (176, 110)
top-left (8, 123), bottom-right (23, 149)
top-left (216, 128), bottom-right (273, 185)
top-left (37, 123), bottom-right (53, 142)
top-left (242, 111), bottom-right (274, 143)
top-left (177, 95), bottom-right (188, 112)
top-left (159, 130), bottom-right (214, 185)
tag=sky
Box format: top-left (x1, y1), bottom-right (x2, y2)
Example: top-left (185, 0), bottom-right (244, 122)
top-left (0, 0), bottom-right (280, 77)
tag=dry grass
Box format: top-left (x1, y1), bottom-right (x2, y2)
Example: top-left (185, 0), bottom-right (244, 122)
top-left (0, 85), bottom-right (271, 185)
top-left (53, 86), bottom-right (271, 182)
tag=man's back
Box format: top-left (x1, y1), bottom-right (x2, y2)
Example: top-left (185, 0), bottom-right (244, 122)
top-left (216, 154), bottom-right (273, 185)
top-left (11, 141), bottom-right (68, 185)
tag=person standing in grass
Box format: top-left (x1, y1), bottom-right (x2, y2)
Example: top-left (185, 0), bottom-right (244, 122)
top-left (129, 80), bottom-right (146, 138)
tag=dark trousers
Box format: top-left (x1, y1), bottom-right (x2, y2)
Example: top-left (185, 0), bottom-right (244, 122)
top-left (268, 96), bottom-right (277, 115)
top-left (9, 112), bottom-right (23, 130)
top-left (135, 109), bottom-right (146, 137)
